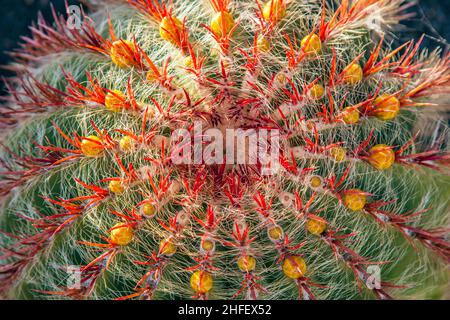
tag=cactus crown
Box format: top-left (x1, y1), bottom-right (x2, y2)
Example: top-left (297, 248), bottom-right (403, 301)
top-left (1, 0), bottom-right (449, 300)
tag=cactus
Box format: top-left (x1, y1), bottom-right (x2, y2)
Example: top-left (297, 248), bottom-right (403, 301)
top-left (1, 0), bottom-right (449, 300)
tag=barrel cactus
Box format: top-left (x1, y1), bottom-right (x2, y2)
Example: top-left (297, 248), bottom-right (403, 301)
top-left (1, 0), bottom-right (449, 300)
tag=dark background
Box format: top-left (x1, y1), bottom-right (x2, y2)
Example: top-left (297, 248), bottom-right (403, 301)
top-left (0, 0), bottom-right (449, 95)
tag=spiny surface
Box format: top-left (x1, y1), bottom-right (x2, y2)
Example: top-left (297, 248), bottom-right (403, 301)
top-left (0, 0), bottom-right (449, 300)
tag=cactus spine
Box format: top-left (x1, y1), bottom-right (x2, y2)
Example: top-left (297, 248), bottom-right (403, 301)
top-left (0, 0), bottom-right (449, 300)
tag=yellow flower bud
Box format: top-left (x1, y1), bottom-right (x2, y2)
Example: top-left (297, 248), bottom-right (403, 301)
top-left (268, 225), bottom-right (283, 242)
top-left (141, 203), bottom-right (156, 218)
top-left (276, 72), bottom-right (287, 84)
top-left (146, 70), bottom-right (159, 83)
top-left (201, 238), bottom-right (215, 252)
top-left (237, 255), bottom-right (256, 272)
top-left (343, 63), bottom-right (363, 85)
top-left (159, 238), bottom-right (177, 256)
top-left (110, 222), bottom-right (133, 246)
top-left (343, 189), bottom-right (367, 212)
top-left (373, 94), bottom-right (400, 121)
top-left (342, 106), bottom-right (360, 124)
top-left (105, 90), bottom-right (125, 112)
top-left (110, 40), bottom-right (136, 68)
top-left (367, 144), bottom-right (395, 170)
top-left (108, 180), bottom-right (125, 195)
top-left (330, 146), bottom-right (347, 162)
top-left (309, 175), bottom-right (323, 189)
top-left (137, 103), bottom-right (156, 119)
top-left (190, 271), bottom-right (213, 294)
top-left (257, 35), bottom-right (270, 52)
top-left (159, 16), bottom-right (183, 44)
top-left (263, 0), bottom-right (286, 23)
top-left (309, 84), bottom-right (325, 100)
top-left (80, 135), bottom-right (103, 157)
top-left (307, 218), bottom-right (327, 236)
top-left (301, 33), bottom-right (322, 54)
top-left (305, 120), bottom-right (316, 131)
top-left (119, 136), bottom-right (136, 152)
top-left (282, 256), bottom-right (307, 279)
top-left (184, 56), bottom-right (193, 68)
top-left (210, 11), bottom-right (235, 37)
top-left (219, 57), bottom-right (232, 70)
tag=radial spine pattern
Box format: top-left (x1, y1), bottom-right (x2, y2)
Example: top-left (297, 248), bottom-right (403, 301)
top-left (0, 0), bottom-right (450, 300)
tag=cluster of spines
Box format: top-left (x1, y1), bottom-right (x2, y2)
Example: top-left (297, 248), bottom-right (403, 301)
top-left (0, 0), bottom-right (449, 300)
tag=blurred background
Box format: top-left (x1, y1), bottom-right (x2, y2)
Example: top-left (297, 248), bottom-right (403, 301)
top-left (0, 0), bottom-right (449, 95)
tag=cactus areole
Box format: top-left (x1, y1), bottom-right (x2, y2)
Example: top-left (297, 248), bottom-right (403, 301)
top-left (0, 0), bottom-right (449, 301)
